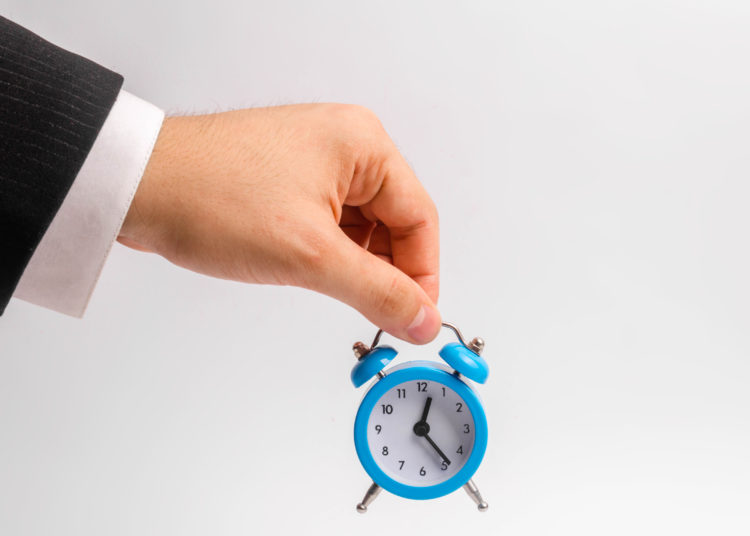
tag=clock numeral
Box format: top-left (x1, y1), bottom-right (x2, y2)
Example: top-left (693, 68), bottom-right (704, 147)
top-left (456, 445), bottom-right (463, 455)
top-left (382, 446), bottom-right (389, 456)
top-left (397, 388), bottom-right (406, 399)
top-left (419, 466), bottom-right (426, 476)
top-left (456, 402), bottom-right (463, 412)
top-left (374, 424), bottom-right (382, 434)
top-left (441, 461), bottom-right (448, 471)
top-left (442, 387), bottom-right (446, 397)
top-left (381, 404), bottom-right (393, 415)
top-left (398, 460), bottom-right (405, 470)
top-left (463, 424), bottom-right (471, 434)
top-left (417, 382), bottom-right (427, 392)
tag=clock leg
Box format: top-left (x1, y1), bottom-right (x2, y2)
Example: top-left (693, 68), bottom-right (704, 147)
top-left (463, 479), bottom-right (489, 512)
top-left (356, 482), bottom-right (382, 513)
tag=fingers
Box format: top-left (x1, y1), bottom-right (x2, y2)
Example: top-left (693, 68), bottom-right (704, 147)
top-left (345, 141), bottom-right (440, 305)
top-left (339, 206), bottom-right (375, 248)
top-left (367, 223), bottom-right (393, 264)
top-left (311, 225), bottom-right (442, 344)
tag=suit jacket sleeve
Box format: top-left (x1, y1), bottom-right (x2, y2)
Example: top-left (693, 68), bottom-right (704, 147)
top-left (0, 16), bottom-right (123, 314)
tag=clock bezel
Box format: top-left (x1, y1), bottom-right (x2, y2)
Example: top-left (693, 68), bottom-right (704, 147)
top-left (353, 361), bottom-right (488, 500)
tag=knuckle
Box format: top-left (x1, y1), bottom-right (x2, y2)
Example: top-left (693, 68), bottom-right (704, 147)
top-left (356, 105), bottom-right (382, 127)
top-left (333, 104), bottom-right (384, 132)
top-left (322, 104), bottom-right (389, 165)
top-left (430, 203), bottom-right (440, 227)
top-left (347, 103), bottom-right (379, 120)
top-left (420, 195), bottom-right (440, 230)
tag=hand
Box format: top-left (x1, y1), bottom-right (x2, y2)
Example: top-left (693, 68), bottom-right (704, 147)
top-left (118, 104), bottom-right (441, 343)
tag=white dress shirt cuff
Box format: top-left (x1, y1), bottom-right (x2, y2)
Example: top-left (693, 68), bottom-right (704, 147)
top-left (13, 90), bottom-right (164, 317)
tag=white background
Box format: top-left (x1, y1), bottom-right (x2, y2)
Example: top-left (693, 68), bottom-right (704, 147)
top-left (2, 1), bottom-right (750, 535)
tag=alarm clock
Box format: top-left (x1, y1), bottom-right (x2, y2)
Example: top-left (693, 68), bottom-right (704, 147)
top-left (350, 322), bottom-right (489, 513)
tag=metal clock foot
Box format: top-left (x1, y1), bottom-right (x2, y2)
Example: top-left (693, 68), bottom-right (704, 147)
top-left (463, 479), bottom-right (488, 512)
top-left (356, 482), bottom-right (382, 513)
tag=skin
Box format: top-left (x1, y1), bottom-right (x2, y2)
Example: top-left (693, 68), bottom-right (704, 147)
top-left (118, 104), bottom-right (441, 343)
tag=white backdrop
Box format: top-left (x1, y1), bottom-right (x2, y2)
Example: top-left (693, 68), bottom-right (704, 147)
top-left (2, 1), bottom-right (750, 535)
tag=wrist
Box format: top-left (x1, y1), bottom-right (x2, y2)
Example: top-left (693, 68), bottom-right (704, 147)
top-left (118, 116), bottom-right (179, 251)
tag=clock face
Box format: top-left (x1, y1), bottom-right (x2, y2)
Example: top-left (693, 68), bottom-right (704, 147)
top-left (366, 379), bottom-right (476, 487)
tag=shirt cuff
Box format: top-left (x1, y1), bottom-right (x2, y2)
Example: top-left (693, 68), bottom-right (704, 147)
top-left (12, 90), bottom-right (164, 317)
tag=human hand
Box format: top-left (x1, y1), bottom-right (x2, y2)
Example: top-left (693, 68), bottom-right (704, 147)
top-left (117, 104), bottom-right (441, 343)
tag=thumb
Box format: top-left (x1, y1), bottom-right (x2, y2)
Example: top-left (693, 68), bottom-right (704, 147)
top-left (312, 230), bottom-right (442, 344)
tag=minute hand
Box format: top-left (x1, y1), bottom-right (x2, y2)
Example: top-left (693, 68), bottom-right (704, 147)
top-left (423, 433), bottom-right (451, 466)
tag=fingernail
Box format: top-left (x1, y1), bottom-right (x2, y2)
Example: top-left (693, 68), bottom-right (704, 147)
top-left (406, 304), bottom-right (440, 344)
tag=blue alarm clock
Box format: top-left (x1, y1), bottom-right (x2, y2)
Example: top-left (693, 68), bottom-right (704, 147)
top-left (350, 322), bottom-right (489, 513)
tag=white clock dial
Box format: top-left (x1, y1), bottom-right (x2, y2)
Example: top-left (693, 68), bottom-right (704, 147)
top-left (367, 379), bottom-right (476, 487)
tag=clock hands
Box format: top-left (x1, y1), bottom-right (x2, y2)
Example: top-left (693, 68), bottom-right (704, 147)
top-left (413, 396), bottom-right (451, 466)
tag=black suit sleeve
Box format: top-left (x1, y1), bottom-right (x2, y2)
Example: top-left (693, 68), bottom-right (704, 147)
top-left (0, 16), bottom-right (123, 314)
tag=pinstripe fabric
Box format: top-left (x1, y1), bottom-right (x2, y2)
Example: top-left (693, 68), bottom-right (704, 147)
top-left (0, 16), bottom-right (123, 314)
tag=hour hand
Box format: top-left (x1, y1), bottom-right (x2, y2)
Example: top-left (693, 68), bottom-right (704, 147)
top-left (420, 396), bottom-right (432, 422)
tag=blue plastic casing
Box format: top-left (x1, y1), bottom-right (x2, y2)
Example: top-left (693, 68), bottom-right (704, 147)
top-left (439, 342), bottom-right (489, 384)
top-left (350, 346), bottom-right (398, 388)
top-left (353, 362), bottom-right (488, 500)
